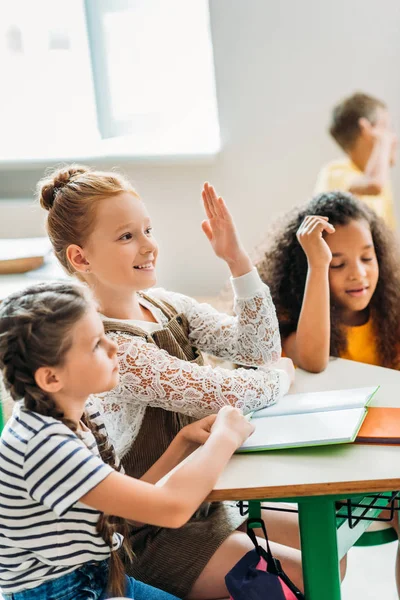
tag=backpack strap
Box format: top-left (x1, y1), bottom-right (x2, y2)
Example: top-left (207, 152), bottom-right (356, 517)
top-left (247, 518), bottom-right (305, 599)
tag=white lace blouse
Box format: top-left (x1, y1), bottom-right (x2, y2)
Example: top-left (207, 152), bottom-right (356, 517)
top-left (91, 269), bottom-right (290, 457)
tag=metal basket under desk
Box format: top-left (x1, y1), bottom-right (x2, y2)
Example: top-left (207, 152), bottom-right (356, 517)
top-left (237, 491), bottom-right (400, 529)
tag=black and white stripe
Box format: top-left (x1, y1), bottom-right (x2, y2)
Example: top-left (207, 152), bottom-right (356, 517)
top-left (0, 403), bottom-right (121, 594)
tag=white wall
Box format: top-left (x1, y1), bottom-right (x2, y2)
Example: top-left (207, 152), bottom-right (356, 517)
top-left (1, 0), bottom-right (400, 295)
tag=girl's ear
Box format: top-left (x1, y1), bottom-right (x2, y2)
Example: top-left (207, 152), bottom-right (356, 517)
top-left (66, 244), bottom-right (90, 274)
top-left (34, 367), bottom-right (63, 394)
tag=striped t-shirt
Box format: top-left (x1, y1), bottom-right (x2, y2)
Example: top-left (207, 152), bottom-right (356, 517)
top-left (0, 402), bottom-right (122, 594)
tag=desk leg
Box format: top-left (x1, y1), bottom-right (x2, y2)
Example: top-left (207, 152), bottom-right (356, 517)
top-left (298, 498), bottom-right (341, 600)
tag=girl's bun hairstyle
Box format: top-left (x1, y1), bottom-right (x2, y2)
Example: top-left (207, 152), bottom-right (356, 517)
top-left (38, 165), bottom-right (89, 211)
top-left (36, 164), bottom-right (138, 276)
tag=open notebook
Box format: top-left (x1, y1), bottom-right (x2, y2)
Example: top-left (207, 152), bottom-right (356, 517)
top-left (238, 386), bottom-right (379, 452)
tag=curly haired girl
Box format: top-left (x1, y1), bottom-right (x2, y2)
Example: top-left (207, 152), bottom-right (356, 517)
top-left (257, 191), bottom-right (400, 373)
top-left (0, 281), bottom-right (254, 600)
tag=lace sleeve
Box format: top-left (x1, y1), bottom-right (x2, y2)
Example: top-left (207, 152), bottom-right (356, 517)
top-left (152, 270), bottom-right (281, 366)
top-left (93, 332), bottom-right (289, 457)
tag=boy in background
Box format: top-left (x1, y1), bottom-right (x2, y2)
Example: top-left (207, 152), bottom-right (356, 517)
top-left (314, 92), bottom-right (397, 227)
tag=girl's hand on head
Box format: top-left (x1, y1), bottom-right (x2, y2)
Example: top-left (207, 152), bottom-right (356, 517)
top-left (180, 415), bottom-right (217, 445)
top-left (211, 406), bottom-right (255, 448)
top-left (201, 182), bottom-right (253, 277)
top-left (296, 215), bottom-right (335, 268)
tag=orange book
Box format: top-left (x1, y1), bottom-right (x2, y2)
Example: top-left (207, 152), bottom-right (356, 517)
top-left (356, 407), bottom-right (400, 445)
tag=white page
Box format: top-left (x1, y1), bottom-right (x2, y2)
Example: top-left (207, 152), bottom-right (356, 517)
top-left (239, 407), bottom-right (366, 451)
top-left (251, 387), bottom-right (377, 419)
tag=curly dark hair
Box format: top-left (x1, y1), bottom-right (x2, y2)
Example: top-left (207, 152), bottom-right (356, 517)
top-left (0, 281), bottom-right (132, 597)
top-left (257, 191), bottom-right (400, 369)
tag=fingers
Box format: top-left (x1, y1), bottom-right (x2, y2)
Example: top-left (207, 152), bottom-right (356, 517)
top-left (201, 414), bottom-right (217, 427)
top-left (202, 182), bottom-right (225, 219)
top-left (201, 220), bottom-right (213, 241)
top-left (196, 430), bottom-right (212, 444)
top-left (308, 221), bottom-right (334, 235)
top-left (216, 195), bottom-right (233, 224)
top-left (297, 215), bottom-right (335, 237)
top-left (202, 189), bottom-right (213, 220)
top-left (202, 182), bottom-right (217, 218)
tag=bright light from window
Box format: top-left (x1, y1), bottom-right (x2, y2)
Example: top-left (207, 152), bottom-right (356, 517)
top-left (0, 0), bottom-right (98, 160)
top-left (101, 0), bottom-right (220, 154)
top-left (0, 0), bottom-right (220, 161)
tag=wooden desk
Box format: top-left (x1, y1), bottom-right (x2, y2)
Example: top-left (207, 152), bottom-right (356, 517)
top-left (208, 358), bottom-right (400, 600)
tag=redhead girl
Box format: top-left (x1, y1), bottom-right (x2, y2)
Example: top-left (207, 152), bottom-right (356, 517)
top-left (37, 165), bottom-right (300, 599)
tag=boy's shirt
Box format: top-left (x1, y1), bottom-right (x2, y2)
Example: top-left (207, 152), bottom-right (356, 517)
top-left (314, 158), bottom-right (396, 228)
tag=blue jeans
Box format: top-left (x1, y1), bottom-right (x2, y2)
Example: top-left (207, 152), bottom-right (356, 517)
top-left (2, 560), bottom-right (180, 600)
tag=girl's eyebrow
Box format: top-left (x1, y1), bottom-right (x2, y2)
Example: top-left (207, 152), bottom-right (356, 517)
top-left (114, 219), bottom-right (151, 235)
top-left (115, 221), bottom-right (135, 234)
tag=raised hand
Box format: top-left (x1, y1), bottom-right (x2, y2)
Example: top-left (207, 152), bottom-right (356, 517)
top-left (296, 215), bottom-right (335, 268)
top-left (201, 182), bottom-right (253, 277)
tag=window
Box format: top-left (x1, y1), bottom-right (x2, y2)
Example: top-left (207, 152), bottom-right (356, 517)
top-left (0, 0), bottom-right (220, 162)
top-left (0, 0), bottom-right (99, 160)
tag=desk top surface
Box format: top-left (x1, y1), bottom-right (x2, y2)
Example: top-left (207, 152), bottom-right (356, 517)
top-left (209, 358), bottom-right (400, 501)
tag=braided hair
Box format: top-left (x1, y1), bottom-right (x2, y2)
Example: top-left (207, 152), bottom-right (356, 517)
top-left (0, 281), bottom-right (132, 597)
top-left (257, 191), bottom-right (400, 369)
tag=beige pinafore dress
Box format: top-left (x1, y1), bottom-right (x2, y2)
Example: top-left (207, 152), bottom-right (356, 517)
top-left (103, 294), bottom-right (246, 598)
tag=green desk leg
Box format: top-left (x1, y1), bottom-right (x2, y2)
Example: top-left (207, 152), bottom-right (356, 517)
top-left (298, 498), bottom-right (341, 600)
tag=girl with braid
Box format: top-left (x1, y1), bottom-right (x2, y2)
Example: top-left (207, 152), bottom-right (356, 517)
top-left (0, 281), bottom-right (254, 600)
top-left (36, 165), bottom-right (300, 599)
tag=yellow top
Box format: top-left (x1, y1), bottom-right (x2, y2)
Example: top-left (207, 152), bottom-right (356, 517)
top-left (314, 158), bottom-right (396, 228)
top-left (340, 319), bottom-right (381, 366)
top-left (281, 319), bottom-right (382, 366)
